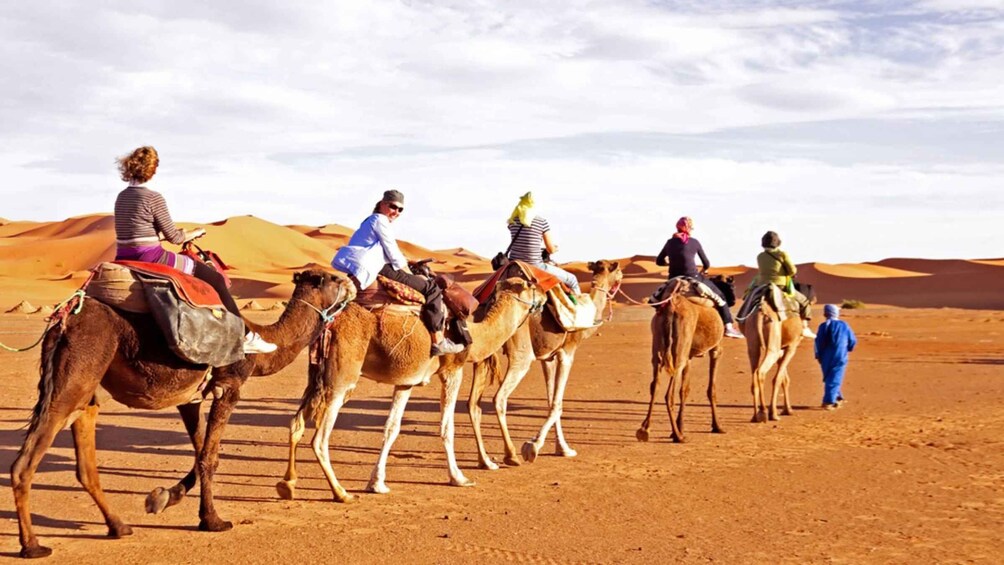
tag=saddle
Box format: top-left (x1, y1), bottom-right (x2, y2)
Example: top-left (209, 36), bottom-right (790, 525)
top-left (473, 261), bottom-right (596, 331)
top-left (355, 273), bottom-right (478, 346)
top-left (736, 284), bottom-right (795, 322)
top-left (651, 276), bottom-right (725, 310)
top-left (355, 275), bottom-right (426, 313)
top-left (86, 262), bottom-right (244, 367)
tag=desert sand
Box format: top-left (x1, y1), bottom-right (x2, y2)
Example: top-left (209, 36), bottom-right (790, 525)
top-left (1, 215), bottom-right (1003, 563)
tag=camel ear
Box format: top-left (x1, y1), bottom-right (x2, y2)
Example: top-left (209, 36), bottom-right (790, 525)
top-left (609, 261), bottom-right (619, 272)
top-left (587, 261), bottom-right (597, 272)
top-left (293, 272), bottom-right (303, 285)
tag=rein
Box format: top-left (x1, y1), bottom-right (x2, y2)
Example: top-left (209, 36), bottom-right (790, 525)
top-left (296, 297), bottom-right (350, 326)
top-left (1, 275), bottom-right (92, 353)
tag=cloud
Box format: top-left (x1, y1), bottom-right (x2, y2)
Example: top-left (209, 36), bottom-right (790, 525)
top-left (0, 0), bottom-right (1002, 265)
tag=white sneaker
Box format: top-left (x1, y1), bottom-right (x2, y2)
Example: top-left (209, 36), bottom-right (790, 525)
top-left (431, 337), bottom-right (465, 356)
top-left (802, 327), bottom-right (817, 338)
top-left (243, 331), bottom-right (277, 354)
top-left (724, 327), bottom-right (745, 339)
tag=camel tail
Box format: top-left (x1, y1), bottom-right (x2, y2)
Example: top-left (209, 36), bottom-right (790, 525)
top-left (482, 350), bottom-right (503, 386)
top-left (19, 327), bottom-right (62, 450)
top-left (301, 355), bottom-right (334, 428)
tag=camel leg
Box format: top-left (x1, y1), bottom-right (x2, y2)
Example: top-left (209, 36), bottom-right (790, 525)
top-left (544, 355), bottom-right (578, 457)
top-left (494, 349), bottom-right (534, 466)
top-left (665, 365), bottom-right (685, 443)
top-left (772, 346), bottom-right (798, 418)
top-left (147, 402), bottom-right (204, 514)
top-left (196, 384), bottom-right (240, 532)
top-left (12, 330), bottom-right (110, 559)
top-left (675, 361), bottom-right (692, 439)
top-left (276, 407), bottom-right (307, 501)
top-left (522, 351), bottom-right (574, 463)
top-left (367, 385), bottom-right (414, 494)
top-left (707, 346), bottom-right (725, 433)
top-left (468, 361), bottom-right (498, 471)
top-left (71, 401), bottom-right (132, 539)
top-left (440, 368), bottom-right (475, 487)
top-left (307, 384), bottom-right (356, 502)
top-left (636, 359), bottom-right (663, 442)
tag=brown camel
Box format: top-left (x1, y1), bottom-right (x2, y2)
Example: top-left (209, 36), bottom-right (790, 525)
top-left (275, 277), bottom-right (541, 502)
top-left (10, 269), bottom-right (354, 559)
top-left (468, 260), bottom-right (623, 469)
top-left (636, 277), bottom-right (726, 443)
top-left (742, 286), bottom-right (804, 422)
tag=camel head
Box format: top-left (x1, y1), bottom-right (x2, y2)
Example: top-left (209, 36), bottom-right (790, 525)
top-left (291, 269), bottom-right (357, 313)
top-left (496, 277), bottom-right (536, 304)
top-left (587, 260), bottom-right (623, 289)
top-left (708, 274), bottom-right (737, 307)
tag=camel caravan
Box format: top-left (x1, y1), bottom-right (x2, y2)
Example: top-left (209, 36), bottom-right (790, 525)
top-left (7, 151), bottom-right (826, 559)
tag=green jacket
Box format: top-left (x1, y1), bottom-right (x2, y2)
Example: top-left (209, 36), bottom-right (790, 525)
top-left (753, 248), bottom-right (797, 287)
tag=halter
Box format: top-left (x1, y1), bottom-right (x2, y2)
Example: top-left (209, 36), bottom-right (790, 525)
top-left (296, 284), bottom-right (353, 326)
top-left (592, 278), bottom-right (623, 322)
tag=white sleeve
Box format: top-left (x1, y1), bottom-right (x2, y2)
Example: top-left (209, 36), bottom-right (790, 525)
top-left (374, 215), bottom-right (409, 270)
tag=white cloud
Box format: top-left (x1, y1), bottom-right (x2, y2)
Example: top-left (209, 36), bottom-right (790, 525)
top-left (1, 0), bottom-right (1002, 264)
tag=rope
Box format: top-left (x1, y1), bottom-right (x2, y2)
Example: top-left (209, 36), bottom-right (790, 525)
top-left (0, 289), bottom-right (87, 353)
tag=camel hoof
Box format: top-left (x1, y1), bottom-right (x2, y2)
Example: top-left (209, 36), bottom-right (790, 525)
top-left (712, 426), bottom-right (726, 434)
top-left (275, 480), bottom-right (296, 501)
top-left (636, 428), bottom-right (650, 442)
top-left (502, 454), bottom-right (522, 467)
top-left (198, 517), bottom-right (233, 532)
top-left (752, 412), bottom-right (767, 423)
top-left (672, 434), bottom-right (687, 444)
top-left (20, 545), bottom-right (53, 559)
top-left (335, 492), bottom-right (358, 504)
top-left (478, 459), bottom-right (500, 471)
top-left (769, 414), bottom-right (780, 422)
top-left (782, 409), bottom-right (794, 416)
top-left (556, 447), bottom-right (577, 458)
top-left (450, 476), bottom-right (476, 488)
top-left (108, 522), bottom-right (133, 539)
top-left (521, 442), bottom-right (539, 464)
top-left (366, 481), bottom-right (391, 495)
top-left (145, 487), bottom-right (171, 514)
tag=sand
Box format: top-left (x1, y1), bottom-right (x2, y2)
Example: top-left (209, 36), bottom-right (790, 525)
top-left (1, 214), bottom-right (1003, 562)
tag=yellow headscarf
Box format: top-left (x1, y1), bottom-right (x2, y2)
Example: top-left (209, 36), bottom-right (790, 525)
top-left (506, 192), bottom-right (536, 227)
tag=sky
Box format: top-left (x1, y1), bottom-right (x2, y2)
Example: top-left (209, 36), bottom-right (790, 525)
top-left (1, 0), bottom-right (1002, 266)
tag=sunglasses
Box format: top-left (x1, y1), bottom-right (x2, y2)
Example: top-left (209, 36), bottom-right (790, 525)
top-left (386, 203), bottom-right (404, 213)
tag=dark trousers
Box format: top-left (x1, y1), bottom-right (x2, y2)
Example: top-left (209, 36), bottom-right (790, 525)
top-left (193, 261), bottom-right (241, 318)
top-left (689, 273), bottom-right (733, 325)
top-left (379, 264), bottom-right (446, 333)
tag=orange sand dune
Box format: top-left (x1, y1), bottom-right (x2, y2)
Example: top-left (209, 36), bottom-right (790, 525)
top-left (3, 213), bottom-right (1004, 311)
top-left (813, 263), bottom-right (928, 278)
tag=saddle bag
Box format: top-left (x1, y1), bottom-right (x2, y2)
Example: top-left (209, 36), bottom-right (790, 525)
top-left (141, 278), bottom-right (245, 367)
top-left (436, 274), bottom-right (478, 319)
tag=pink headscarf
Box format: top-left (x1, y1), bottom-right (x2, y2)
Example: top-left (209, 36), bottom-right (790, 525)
top-left (674, 216), bottom-right (693, 243)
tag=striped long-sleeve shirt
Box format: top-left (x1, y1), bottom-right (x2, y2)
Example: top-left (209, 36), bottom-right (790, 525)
top-left (113, 186), bottom-right (186, 246)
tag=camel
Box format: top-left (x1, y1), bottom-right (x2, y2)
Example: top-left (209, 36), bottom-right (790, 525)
top-left (742, 285), bottom-right (805, 422)
top-left (275, 277), bottom-right (541, 502)
top-left (10, 269), bottom-right (354, 559)
top-left (636, 277), bottom-right (727, 443)
top-left (468, 260), bottom-right (623, 469)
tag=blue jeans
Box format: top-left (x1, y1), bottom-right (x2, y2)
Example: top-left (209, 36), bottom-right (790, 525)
top-left (821, 362), bottom-right (847, 405)
top-left (539, 262), bottom-right (581, 294)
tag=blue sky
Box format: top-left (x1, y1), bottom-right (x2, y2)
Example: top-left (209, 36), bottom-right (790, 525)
top-left (1, 1), bottom-right (1001, 265)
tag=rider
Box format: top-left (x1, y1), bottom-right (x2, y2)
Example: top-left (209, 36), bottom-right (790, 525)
top-left (331, 190), bottom-right (465, 356)
top-left (113, 146), bottom-right (276, 354)
top-left (656, 217), bottom-right (744, 339)
top-left (751, 230), bottom-right (815, 338)
top-left (505, 192), bottom-right (581, 294)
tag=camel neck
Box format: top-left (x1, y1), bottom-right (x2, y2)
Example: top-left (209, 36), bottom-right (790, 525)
top-left (247, 298), bottom-right (325, 375)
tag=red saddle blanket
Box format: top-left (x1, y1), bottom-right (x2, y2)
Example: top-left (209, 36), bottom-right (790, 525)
top-left (472, 260), bottom-right (563, 304)
top-left (113, 261), bottom-right (224, 308)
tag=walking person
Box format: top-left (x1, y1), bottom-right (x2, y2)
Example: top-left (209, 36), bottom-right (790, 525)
top-left (113, 146), bottom-right (276, 354)
top-left (815, 304), bottom-right (857, 410)
top-left (331, 190), bottom-right (465, 356)
top-left (655, 217), bottom-right (743, 338)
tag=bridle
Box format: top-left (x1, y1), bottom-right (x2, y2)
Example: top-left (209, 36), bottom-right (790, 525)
top-left (296, 281), bottom-right (353, 326)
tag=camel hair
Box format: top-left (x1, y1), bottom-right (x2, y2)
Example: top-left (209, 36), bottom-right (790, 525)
top-left (468, 260), bottom-right (623, 469)
top-left (275, 277), bottom-right (542, 502)
top-left (742, 285), bottom-right (806, 423)
top-left (636, 277), bottom-right (726, 444)
top-left (10, 269), bottom-right (354, 559)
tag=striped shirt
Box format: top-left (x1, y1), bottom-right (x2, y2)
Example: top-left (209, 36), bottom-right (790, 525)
top-left (113, 186), bottom-right (186, 246)
top-left (507, 216), bottom-right (549, 265)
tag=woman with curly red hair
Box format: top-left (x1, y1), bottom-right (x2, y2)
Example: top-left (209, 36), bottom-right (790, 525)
top-left (113, 146), bottom-right (275, 354)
